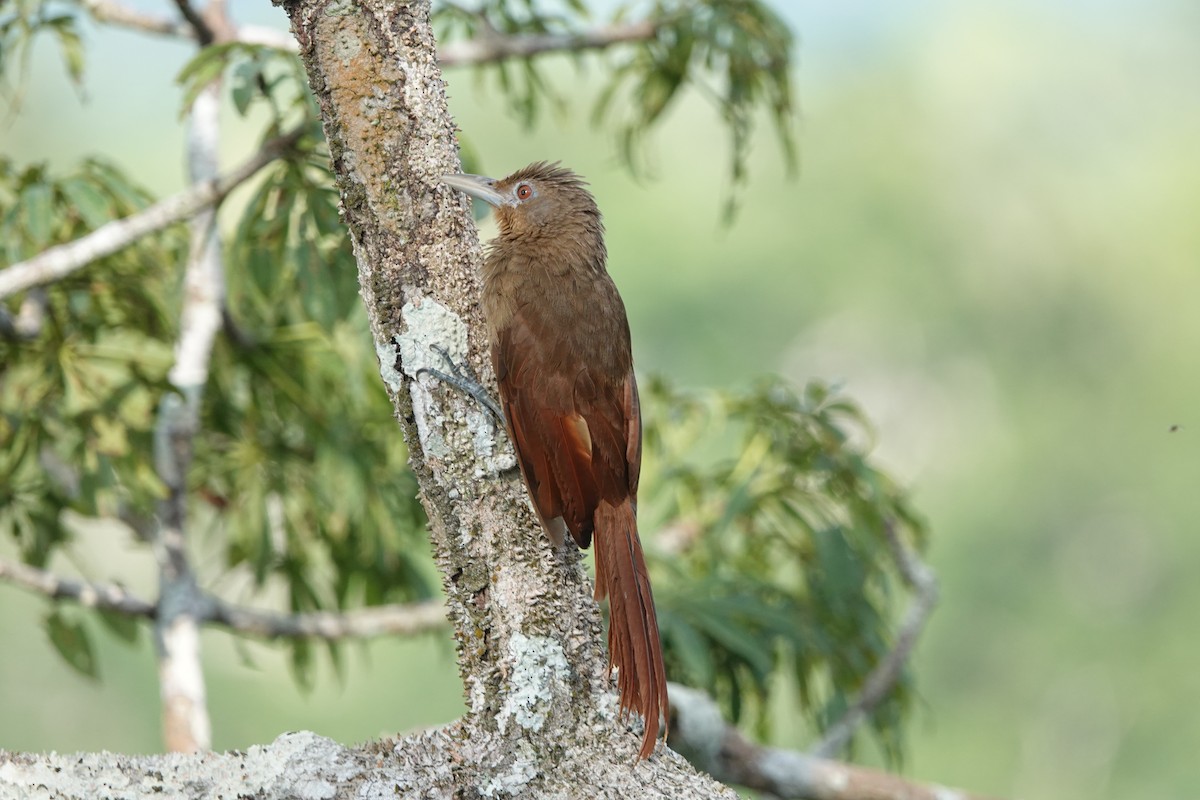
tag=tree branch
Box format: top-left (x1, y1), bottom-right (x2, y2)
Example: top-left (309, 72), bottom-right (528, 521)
top-left (812, 522), bottom-right (940, 758)
top-left (80, 0), bottom-right (190, 38)
top-left (438, 20), bottom-right (659, 67)
top-left (0, 547), bottom-right (988, 799)
top-left (0, 554), bottom-right (448, 641)
top-left (0, 557), bottom-right (157, 618)
top-left (150, 69), bottom-right (236, 753)
top-left (82, 0), bottom-right (298, 49)
top-left (207, 597), bottom-right (449, 640)
top-left (81, 0), bottom-right (659, 66)
top-left (668, 683), bottom-right (999, 800)
top-left (0, 126), bottom-right (302, 300)
top-left (171, 0), bottom-right (215, 45)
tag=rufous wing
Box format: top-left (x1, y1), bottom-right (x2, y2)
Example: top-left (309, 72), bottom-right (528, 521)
top-left (493, 308), bottom-right (666, 757)
top-left (493, 315), bottom-right (635, 546)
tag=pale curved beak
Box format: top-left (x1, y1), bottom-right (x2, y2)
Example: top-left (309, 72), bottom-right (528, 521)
top-left (441, 173), bottom-right (509, 207)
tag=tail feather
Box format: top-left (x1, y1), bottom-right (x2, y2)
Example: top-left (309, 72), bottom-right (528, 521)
top-left (594, 499), bottom-right (668, 758)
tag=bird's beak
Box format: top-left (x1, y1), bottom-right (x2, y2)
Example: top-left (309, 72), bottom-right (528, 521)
top-left (441, 173), bottom-right (509, 207)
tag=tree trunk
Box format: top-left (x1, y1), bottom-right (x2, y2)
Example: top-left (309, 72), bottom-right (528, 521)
top-left (271, 0), bottom-right (731, 795)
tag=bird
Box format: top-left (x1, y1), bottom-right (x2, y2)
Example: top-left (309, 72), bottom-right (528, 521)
top-left (441, 162), bottom-right (668, 758)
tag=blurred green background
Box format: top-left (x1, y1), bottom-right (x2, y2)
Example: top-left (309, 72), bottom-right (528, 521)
top-left (3, 1), bottom-right (1199, 798)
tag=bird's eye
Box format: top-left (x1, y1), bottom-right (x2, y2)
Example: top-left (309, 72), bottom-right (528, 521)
top-left (516, 183), bottom-right (533, 201)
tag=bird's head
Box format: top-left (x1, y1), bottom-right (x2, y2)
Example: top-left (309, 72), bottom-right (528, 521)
top-left (441, 161), bottom-right (602, 241)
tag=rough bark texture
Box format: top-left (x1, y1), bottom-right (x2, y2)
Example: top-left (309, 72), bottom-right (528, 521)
top-left (0, 730), bottom-right (728, 800)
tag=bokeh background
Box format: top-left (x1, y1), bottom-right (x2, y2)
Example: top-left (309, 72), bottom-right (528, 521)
top-left (3, 1), bottom-right (1198, 798)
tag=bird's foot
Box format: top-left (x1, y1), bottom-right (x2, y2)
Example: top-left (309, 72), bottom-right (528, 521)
top-left (417, 345), bottom-right (505, 426)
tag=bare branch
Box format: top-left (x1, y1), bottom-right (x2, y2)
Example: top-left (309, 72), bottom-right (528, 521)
top-left (83, 0), bottom-right (659, 64)
top-left (0, 552), bottom-right (446, 640)
top-left (0, 126), bottom-right (303, 300)
top-left (668, 683), bottom-right (999, 800)
top-left (85, 1), bottom-right (660, 64)
top-left (812, 521), bottom-right (940, 758)
top-left (438, 20), bottom-right (658, 67)
top-left (0, 557), bottom-right (157, 618)
top-left (209, 598), bottom-right (448, 641)
top-left (171, 0), bottom-right (215, 45)
top-left (80, 0), bottom-right (191, 38)
top-left (82, 0), bottom-right (298, 49)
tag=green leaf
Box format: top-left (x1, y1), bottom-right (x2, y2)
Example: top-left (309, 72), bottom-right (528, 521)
top-left (84, 158), bottom-right (152, 213)
top-left (289, 637), bottom-right (316, 692)
top-left (48, 16), bottom-right (85, 87)
top-left (91, 414), bottom-right (129, 457)
top-left (640, 375), bottom-right (924, 753)
top-left (230, 58), bottom-right (261, 117)
top-left (176, 44), bottom-right (234, 116)
top-left (97, 607), bottom-right (141, 645)
top-left (812, 526), bottom-right (865, 611)
top-left (61, 177), bottom-right (113, 229)
top-left (232, 636), bottom-right (260, 671)
top-left (664, 615), bottom-right (715, 688)
top-left (325, 639), bottom-right (345, 685)
top-left (19, 181), bottom-right (53, 248)
top-left (45, 609), bottom-right (99, 679)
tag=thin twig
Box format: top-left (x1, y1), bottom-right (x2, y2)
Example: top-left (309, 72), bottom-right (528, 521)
top-left (811, 521), bottom-right (940, 758)
top-left (0, 126), bottom-right (303, 300)
top-left (668, 682), bottom-right (998, 800)
top-left (438, 20), bottom-right (659, 67)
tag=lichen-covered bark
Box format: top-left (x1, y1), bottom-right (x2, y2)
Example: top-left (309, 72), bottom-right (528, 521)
top-left (272, 0), bottom-right (731, 795)
top-left (0, 730), bottom-right (725, 800)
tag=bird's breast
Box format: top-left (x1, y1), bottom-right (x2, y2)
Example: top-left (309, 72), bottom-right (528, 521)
top-left (483, 251), bottom-right (632, 382)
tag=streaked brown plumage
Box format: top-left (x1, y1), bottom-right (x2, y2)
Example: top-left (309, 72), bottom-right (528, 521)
top-left (442, 162), bottom-right (667, 758)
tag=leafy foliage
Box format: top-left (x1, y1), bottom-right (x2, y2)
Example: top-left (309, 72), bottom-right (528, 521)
top-left (0, 134), bottom-right (434, 685)
top-left (642, 377), bottom-right (925, 760)
top-left (2, 0), bottom-right (922, 760)
top-left (0, 0), bottom-right (85, 102)
top-left (0, 157), bottom-right (180, 565)
top-left (202, 134), bottom-right (437, 619)
top-left (176, 40), bottom-right (313, 130)
top-left (44, 607), bottom-right (98, 679)
top-left (434, 0), bottom-right (571, 126)
top-left (433, 0), bottom-right (795, 215)
top-left (598, 0), bottom-right (795, 216)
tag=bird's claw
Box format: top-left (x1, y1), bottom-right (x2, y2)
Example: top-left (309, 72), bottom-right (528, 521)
top-left (417, 345), bottom-right (504, 425)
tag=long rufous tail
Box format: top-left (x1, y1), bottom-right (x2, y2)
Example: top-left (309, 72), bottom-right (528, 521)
top-left (593, 499), bottom-right (668, 758)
